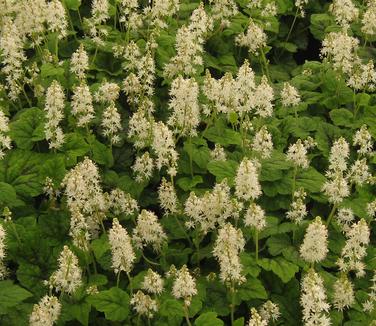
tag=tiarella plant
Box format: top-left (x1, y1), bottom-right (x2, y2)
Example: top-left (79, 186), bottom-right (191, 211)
top-left (0, 0), bottom-right (375, 325)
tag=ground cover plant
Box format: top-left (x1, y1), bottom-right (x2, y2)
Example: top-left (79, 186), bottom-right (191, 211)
top-left (0, 0), bottom-right (375, 325)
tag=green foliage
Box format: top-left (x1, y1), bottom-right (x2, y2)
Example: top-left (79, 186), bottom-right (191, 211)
top-left (0, 281), bottom-right (33, 314)
top-left (194, 312), bottom-right (224, 326)
top-left (160, 299), bottom-right (185, 318)
top-left (207, 160), bottom-right (238, 184)
top-left (9, 108), bottom-right (45, 150)
top-left (87, 287), bottom-right (130, 321)
top-left (0, 0), bottom-right (374, 325)
top-left (258, 257), bottom-right (300, 283)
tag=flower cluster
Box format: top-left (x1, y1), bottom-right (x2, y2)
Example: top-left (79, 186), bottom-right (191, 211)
top-left (300, 216), bottom-right (328, 264)
top-left (235, 158), bottom-right (262, 201)
top-left (44, 81), bottom-right (65, 149)
top-left (280, 82), bottom-right (301, 107)
top-left (203, 60), bottom-right (274, 117)
top-left (247, 307), bottom-right (267, 326)
top-left (95, 82), bottom-right (122, 144)
top-left (106, 188), bottom-right (139, 216)
top-left (322, 138), bottom-right (351, 204)
top-left (158, 177), bottom-right (179, 215)
top-left (286, 137), bottom-right (316, 169)
top-left (0, 224), bottom-right (7, 279)
top-left (213, 223), bottom-right (245, 284)
top-left (286, 188), bottom-right (307, 224)
top-left (244, 203), bottom-right (266, 231)
top-left (132, 210), bottom-right (167, 252)
top-left (185, 180), bottom-right (241, 233)
top-left (259, 301), bottom-right (280, 323)
top-left (0, 109), bottom-right (12, 159)
top-left (48, 246), bottom-right (82, 294)
top-left (29, 295), bottom-right (61, 326)
top-left (165, 3), bottom-right (213, 77)
top-left (109, 218), bottom-right (135, 274)
top-left (171, 265), bottom-right (197, 306)
top-left (130, 291), bottom-right (158, 318)
top-left (332, 275), bottom-right (355, 311)
top-left (62, 157), bottom-right (106, 250)
top-left (300, 269), bottom-right (331, 325)
top-left (236, 19), bottom-right (267, 55)
top-left (337, 219), bottom-right (370, 277)
top-left (168, 76), bottom-right (200, 136)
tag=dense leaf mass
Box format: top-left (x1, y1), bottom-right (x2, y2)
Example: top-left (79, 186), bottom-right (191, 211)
top-left (0, 0), bottom-right (375, 325)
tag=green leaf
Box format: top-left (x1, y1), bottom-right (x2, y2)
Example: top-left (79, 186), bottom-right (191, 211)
top-left (283, 116), bottom-right (319, 138)
top-left (296, 167), bottom-right (326, 193)
top-left (65, 0), bottom-right (81, 10)
top-left (87, 287), bottom-right (130, 321)
top-left (0, 303), bottom-right (32, 325)
top-left (330, 109), bottom-right (354, 127)
top-left (40, 155), bottom-right (66, 186)
top-left (282, 246), bottom-right (307, 267)
top-left (38, 210), bottom-right (70, 244)
top-left (9, 108), bottom-right (45, 150)
top-left (188, 296), bottom-right (203, 318)
top-left (259, 217), bottom-right (295, 239)
top-left (176, 176), bottom-right (203, 191)
top-left (260, 151), bottom-right (291, 182)
top-left (61, 133), bottom-right (90, 166)
top-left (91, 235), bottom-right (110, 260)
top-left (203, 122), bottom-right (241, 146)
top-left (275, 0), bottom-right (294, 13)
top-left (161, 245), bottom-right (192, 268)
top-left (193, 148), bottom-right (211, 170)
top-left (330, 310), bottom-right (344, 326)
top-left (222, 14), bottom-right (248, 36)
top-left (195, 312), bottom-right (224, 326)
top-left (0, 281), bottom-right (33, 314)
top-left (365, 246), bottom-right (376, 270)
top-left (62, 301), bottom-right (91, 326)
top-left (236, 277), bottom-right (268, 302)
top-left (88, 135), bottom-right (113, 167)
top-left (161, 215), bottom-right (188, 240)
top-left (40, 63), bottom-right (65, 78)
top-left (262, 175), bottom-right (292, 196)
top-left (160, 299), bottom-right (185, 318)
top-left (240, 252), bottom-right (261, 277)
top-left (91, 52), bottom-right (123, 76)
top-left (88, 274), bottom-right (108, 287)
top-left (117, 175), bottom-right (145, 199)
top-left (205, 281), bottom-right (229, 316)
top-left (266, 234), bottom-right (292, 256)
top-left (207, 160), bottom-right (238, 184)
top-left (310, 14), bottom-right (337, 40)
top-left (0, 182), bottom-right (23, 207)
top-left (315, 122), bottom-right (342, 157)
top-left (356, 93), bottom-right (370, 107)
top-left (233, 317), bottom-right (245, 326)
top-left (321, 71), bottom-right (353, 106)
top-left (91, 235), bottom-right (111, 270)
top-left (16, 263), bottom-right (45, 297)
top-left (0, 150), bottom-right (44, 197)
top-left (275, 41), bottom-right (298, 52)
top-left (258, 257), bottom-right (299, 283)
top-left (218, 55), bottom-right (237, 73)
